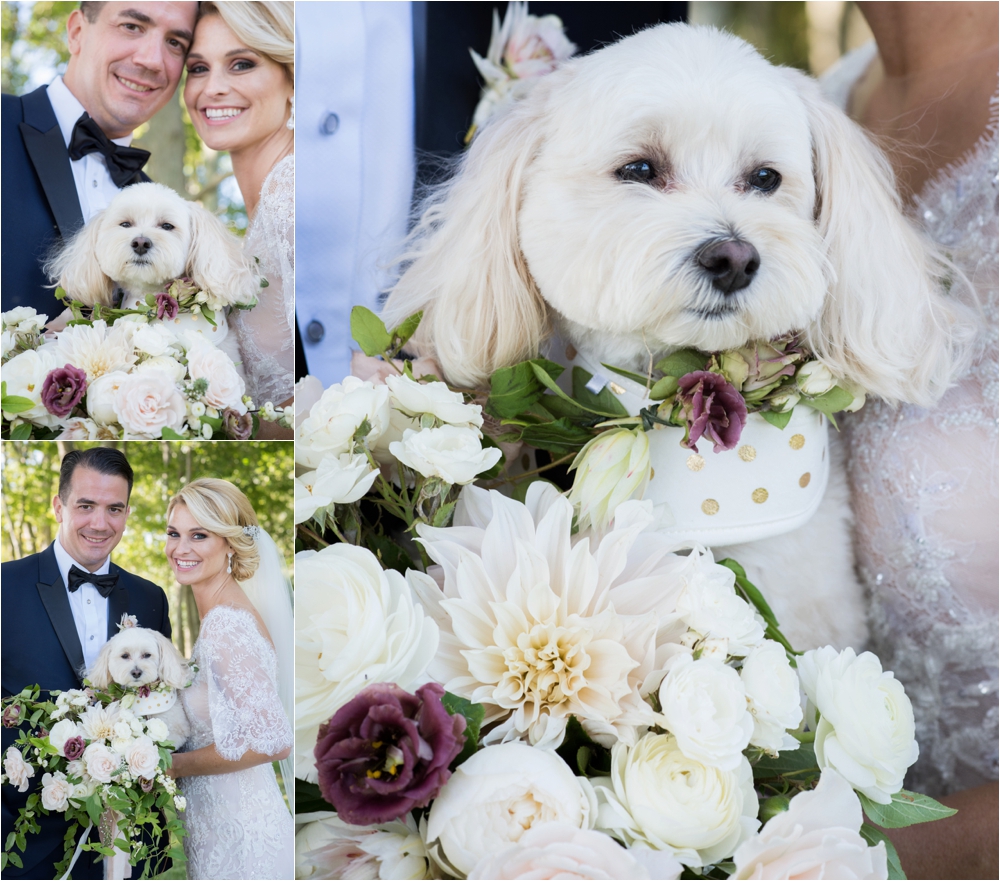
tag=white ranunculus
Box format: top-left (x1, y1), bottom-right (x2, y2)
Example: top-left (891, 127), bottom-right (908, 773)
top-left (657, 654), bottom-right (753, 771)
top-left (80, 703), bottom-right (121, 742)
top-left (113, 369), bottom-right (187, 438)
top-left (3, 746), bottom-right (34, 792)
top-left (144, 717), bottom-right (170, 744)
top-left (567, 429), bottom-right (652, 532)
top-left (82, 742), bottom-right (121, 784)
top-left (294, 543), bottom-right (438, 781)
top-left (186, 339), bottom-right (246, 411)
top-left (40, 771), bottom-right (72, 812)
top-left (136, 354), bottom-right (186, 384)
top-left (295, 811), bottom-right (433, 880)
top-left (296, 376), bottom-right (392, 468)
top-left (740, 641), bottom-right (803, 754)
top-left (385, 373), bottom-right (484, 427)
top-left (426, 743), bottom-right (597, 878)
top-left (84, 370), bottom-right (130, 425)
top-left (730, 769), bottom-right (888, 879)
top-left (294, 452), bottom-right (378, 524)
top-left (51, 319), bottom-right (136, 381)
top-left (389, 424), bottom-right (501, 485)
top-left (48, 719), bottom-right (84, 757)
top-left (467, 822), bottom-right (683, 880)
top-left (1, 347), bottom-right (63, 428)
top-left (796, 361), bottom-right (838, 397)
top-left (798, 647), bottom-right (918, 804)
top-left (593, 734), bottom-right (759, 868)
top-left (124, 735), bottom-right (159, 779)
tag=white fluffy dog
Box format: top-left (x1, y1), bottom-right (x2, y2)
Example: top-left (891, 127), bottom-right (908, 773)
top-left (383, 25), bottom-right (975, 649)
top-left (47, 181), bottom-right (257, 311)
top-left (88, 627), bottom-right (191, 750)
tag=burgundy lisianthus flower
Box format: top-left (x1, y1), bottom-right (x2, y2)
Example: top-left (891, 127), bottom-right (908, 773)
top-left (678, 370), bottom-right (748, 453)
top-left (222, 408), bottom-right (253, 440)
top-left (315, 682), bottom-right (466, 826)
top-left (138, 685), bottom-right (151, 699)
top-left (63, 736), bottom-right (85, 761)
top-left (155, 292), bottom-right (180, 320)
top-left (2, 705), bottom-right (20, 728)
top-left (41, 366), bottom-right (87, 418)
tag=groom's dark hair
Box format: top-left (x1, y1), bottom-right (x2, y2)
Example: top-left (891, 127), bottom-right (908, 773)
top-left (59, 448), bottom-right (135, 502)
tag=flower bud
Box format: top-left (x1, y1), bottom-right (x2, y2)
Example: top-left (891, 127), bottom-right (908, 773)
top-left (568, 428), bottom-right (651, 532)
top-left (795, 361), bottom-right (837, 397)
top-left (767, 387), bottom-right (801, 413)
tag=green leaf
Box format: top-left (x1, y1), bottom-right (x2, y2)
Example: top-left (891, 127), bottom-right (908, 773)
top-left (751, 741), bottom-right (818, 779)
top-left (441, 692), bottom-right (485, 767)
top-left (199, 305), bottom-right (217, 327)
top-left (759, 408), bottom-right (794, 429)
top-left (802, 385), bottom-right (854, 417)
top-left (7, 853), bottom-right (21, 869)
top-left (555, 716), bottom-right (611, 777)
top-left (530, 363), bottom-right (619, 418)
top-left (860, 824), bottom-right (906, 879)
top-left (655, 348), bottom-right (708, 377)
top-left (368, 532), bottom-right (417, 576)
top-left (161, 427), bottom-right (186, 440)
top-left (572, 367), bottom-right (629, 418)
top-left (649, 375), bottom-right (679, 401)
top-left (84, 792), bottom-right (102, 827)
top-left (520, 419), bottom-right (594, 455)
top-left (1, 394), bottom-right (35, 415)
top-left (350, 306), bottom-right (393, 356)
top-left (431, 499), bottom-right (458, 528)
top-left (390, 311), bottom-right (423, 350)
top-left (8, 422), bottom-right (32, 440)
top-left (487, 359), bottom-right (563, 419)
top-left (600, 362), bottom-right (649, 385)
top-left (859, 790), bottom-right (958, 829)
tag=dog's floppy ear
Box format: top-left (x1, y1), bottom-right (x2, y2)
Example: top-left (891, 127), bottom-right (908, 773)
top-left (152, 631), bottom-right (189, 689)
top-left (382, 91), bottom-right (552, 389)
top-left (45, 211), bottom-right (116, 307)
top-left (86, 637), bottom-right (115, 689)
top-left (185, 201), bottom-right (258, 307)
top-left (789, 71), bottom-right (976, 407)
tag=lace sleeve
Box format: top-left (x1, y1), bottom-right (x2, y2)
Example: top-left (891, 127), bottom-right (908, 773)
top-left (233, 155), bottom-right (295, 405)
top-left (200, 606), bottom-right (293, 761)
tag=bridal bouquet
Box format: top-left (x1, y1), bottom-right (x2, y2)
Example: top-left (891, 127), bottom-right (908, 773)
top-left (0, 302), bottom-right (291, 441)
top-left (1, 682), bottom-right (186, 879)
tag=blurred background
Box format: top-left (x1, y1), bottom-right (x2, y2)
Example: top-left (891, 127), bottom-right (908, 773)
top-left (1, 440), bottom-right (294, 656)
top-left (1, 0), bottom-right (249, 231)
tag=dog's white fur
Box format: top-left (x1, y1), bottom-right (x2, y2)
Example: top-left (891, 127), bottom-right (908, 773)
top-left (88, 627), bottom-right (191, 749)
top-left (383, 25), bottom-right (977, 649)
top-left (47, 182), bottom-right (256, 309)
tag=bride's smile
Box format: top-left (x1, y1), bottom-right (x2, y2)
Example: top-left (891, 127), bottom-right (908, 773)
top-left (165, 503), bottom-right (232, 588)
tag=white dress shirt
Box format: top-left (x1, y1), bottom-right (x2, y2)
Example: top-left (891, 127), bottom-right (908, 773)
top-left (46, 76), bottom-right (136, 222)
top-left (295, 1), bottom-right (416, 385)
top-left (53, 537), bottom-right (111, 671)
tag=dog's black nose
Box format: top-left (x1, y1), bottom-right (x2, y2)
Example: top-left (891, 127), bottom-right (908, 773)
top-left (697, 239), bottom-right (760, 294)
top-left (131, 236), bottom-right (152, 256)
top-left (131, 668), bottom-right (143, 679)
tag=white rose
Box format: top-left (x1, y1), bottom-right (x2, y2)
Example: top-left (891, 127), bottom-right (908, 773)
top-left (82, 742), bottom-right (120, 784)
top-left (113, 369), bottom-right (187, 438)
top-left (657, 654), bottom-right (753, 771)
top-left (3, 306), bottom-right (46, 330)
top-left (389, 424), bottom-right (501, 485)
top-left (294, 543), bottom-right (438, 781)
top-left (798, 647), bottom-right (918, 804)
top-left (294, 452), bottom-right (378, 524)
top-left (136, 354), bottom-right (186, 384)
top-left (3, 746), bottom-right (35, 792)
top-left (1, 330), bottom-right (15, 358)
top-left (740, 641), bottom-right (803, 754)
top-left (730, 770), bottom-right (888, 879)
top-left (186, 340), bottom-right (246, 411)
top-left (296, 376), bottom-right (392, 468)
top-left (40, 771), bottom-right (72, 812)
top-left (1, 347), bottom-right (62, 428)
top-left (84, 370), bottom-right (130, 425)
top-left (111, 737), bottom-right (132, 755)
top-left (124, 735), bottom-right (160, 779)
top-left (48, 719), bottom-right (84, 757)
top-left (594, 734), bottom-right (758, 868)
top-left (113, 721), bottom-right (133, 740)
top-left (795, 361), bottom-right (838, 397)
top-left (385, 373), bottom-right (484, 427)
top-left (144, 718), bottom-right (170, 744)
top-left (371, 407), bottom-right (420, 466)
top-left (467, 823), bottom-right (682, 880)
top-left (427, 743), bottom-right (597, 878)
top-left (132, 323), bottom-right (177, 357)
top-left (567, 429), bottom-right (652, 532)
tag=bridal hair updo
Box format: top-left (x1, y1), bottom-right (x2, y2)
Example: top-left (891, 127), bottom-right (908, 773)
top-left (200, 1), bottom-right (294, 82)
top-left (168, 479), bottom-right (261, 581)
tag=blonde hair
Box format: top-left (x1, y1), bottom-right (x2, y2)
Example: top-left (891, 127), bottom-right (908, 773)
top-left (168, 478), bottom-right (261, 581)
top-left (201, 1), bottom-right (294, 82)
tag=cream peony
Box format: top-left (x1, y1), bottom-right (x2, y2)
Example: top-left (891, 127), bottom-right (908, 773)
top-left (426, 743), bottom-right (596, 878)
top-left (3, 746), bottom-right (34, 792)
top-left (593, 733), bottom-right (759, 868)
top-left (740, 641), bottom-right (803, 754)
top-left (798, 646), bottom-right (918, 804)
top-left (389, 425), bottom-right (501, 485)
top-left (730, 770), bottom-right (888, 879)
top-left (82, 742), bottom-right (121, 784)
top-left (294, 543), bottom-right (438, 781)
top-left (85, 370), bottom-right (130, 425)
top-left (294, 452), bottom-right (379, 524)
top-left (48, 719), bottom-right (84, 757)
top-left (567, 429), bottom-right (651, 532)
top-left (51, 319), bottom-right (136, 381)
top-left (124, 735), bottom-right (160, 779)
top-left (296, 376), bottom-right (392, 468)
top-left (186, 339), bottom-right (246, 411)
top-left (657, 654), bottom-right (753, 771)
top-left (40, 771), bottom-right (72, 812)
top-left (1, 347), bottom-right (63, 428)
top-left (113, 369), bottom-right (187, 437)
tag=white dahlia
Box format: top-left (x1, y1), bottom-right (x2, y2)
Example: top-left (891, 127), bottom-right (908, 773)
top-left (50, 320), bottom-right (137, 381)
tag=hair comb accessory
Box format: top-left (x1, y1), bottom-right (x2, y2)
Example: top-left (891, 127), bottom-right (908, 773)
top-left (243, 525), bottom-right (261, 541)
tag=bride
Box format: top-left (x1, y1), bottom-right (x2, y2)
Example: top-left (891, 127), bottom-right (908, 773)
top-left (183, 2), bottom-right (295, 439)
top-left (164, 479), bottom-right (294, 880)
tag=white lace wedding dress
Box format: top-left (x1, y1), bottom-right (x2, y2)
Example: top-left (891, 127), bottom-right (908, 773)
top-left (232, 154), bottom-right (295, 406)
top-left (178, 605), bottom-right (294, 879)
top-left (826, 48), bottom-right (999, 796)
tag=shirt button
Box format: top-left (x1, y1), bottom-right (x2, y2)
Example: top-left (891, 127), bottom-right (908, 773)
top-left (89, 635), bottom-right (94, 640)
top-left (87, 599), bottom-right (92, 604)
top-left (306, 320), bottom-right (325, 342)
top-left (320, 112), bottom-right (340, 136)
top-left (92, 179), bottom-right (98, 188)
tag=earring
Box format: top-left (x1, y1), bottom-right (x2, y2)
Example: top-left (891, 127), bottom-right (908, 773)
top-left (227, 553), bottom-right (233, 574)
top-left (286, 96), bottom-right (295, 131)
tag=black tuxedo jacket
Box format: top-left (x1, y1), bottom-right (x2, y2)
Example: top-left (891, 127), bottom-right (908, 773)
top-left (0, 544), bottom-right (171, 880)
top-left (1, 85), bottom-right (148, 318)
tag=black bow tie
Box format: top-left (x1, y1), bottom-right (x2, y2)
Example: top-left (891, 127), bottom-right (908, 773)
top-left (67, 565), bottom-right (119, 598)
top-left (68, 113), bottom-right (150, 187)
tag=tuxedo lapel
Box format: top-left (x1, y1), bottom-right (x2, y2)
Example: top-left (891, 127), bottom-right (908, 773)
top-left (19, 86), bottom-right (84, 239)
top-left (34, 546), bottom-right (85, 681)
top-left (106, 565), bottom-right (130, 640)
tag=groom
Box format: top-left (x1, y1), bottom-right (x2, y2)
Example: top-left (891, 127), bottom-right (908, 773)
top-left (1, 447), bottom-right (172, 880)
top-left (1, 1), bottom-right (198, 317)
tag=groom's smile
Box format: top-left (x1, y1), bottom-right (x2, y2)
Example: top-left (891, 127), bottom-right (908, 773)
top-left (53, 467), bottom-right (131, 572)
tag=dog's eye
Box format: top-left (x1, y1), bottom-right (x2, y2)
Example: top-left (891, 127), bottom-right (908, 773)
top-left (616, 160), bottom-right (656, 184)
top-left (160, 223), bottom-right (175, 231)
top-left (142, 653), bottom-right (152, 659)
top-left (748, 167), bottom-right (782, 193)
top-left (119, 222), bottom-right (132, 228)
top-left (121, 653), bottom-right (130, 659)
